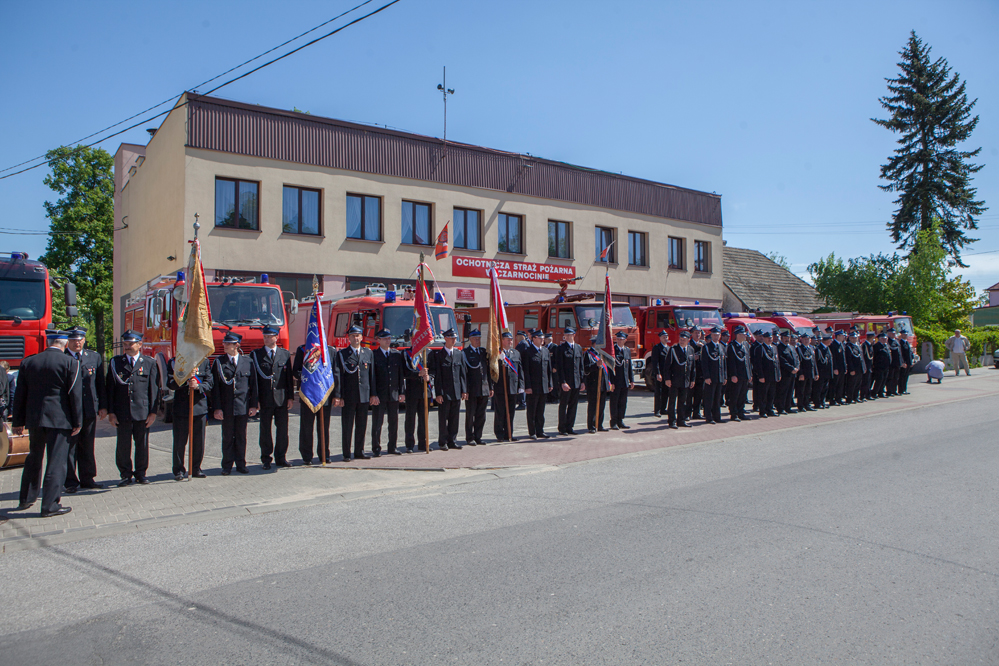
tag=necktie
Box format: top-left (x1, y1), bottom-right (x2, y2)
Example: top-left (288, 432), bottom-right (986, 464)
top-left (129, 356), bottom-right (135, 368)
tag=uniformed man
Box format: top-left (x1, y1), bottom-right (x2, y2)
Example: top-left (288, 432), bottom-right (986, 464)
top-left (726, 327), bottom-right (752, 421)
top-left (462, 330), bottom-right (491, 446)
top-left (775, 331), bottom-right (798, 415)
top-left (609, 331), bottom-right (635, 429)
top-left (555, 327), bottom-right (585, 435)
top-left (521, 329), bottom-right (552, 439)
top-left (796, 333), bottom-right (818, 412)
top-left (749, 330), bottom-right (763, 414)
top-left (899, 331), bottom-right (916, 394)
top-left (429, 328), bottom-right (467, 450)
top-left (544, 331), bottom-right (560, 404)
top-left (403, 350), bottom-right (429, 453)
top-left (334, 325), bottom-right (376, 460)
top-left (861, 330), bottom-right (876, 401)
top-left (252, 325), bottom-right (294, 470)
top-left (871, 332), bottom-right (891, 398)
top-left (812, 333), bottom-right (834, 409)
top-left (844, 330), bottom-right (866, 404)
top-left (584, 343), bottom-right (613, 433)
top-left (493, 332), bottom-right (524, 442)
top-left (106, 330), bottom-right (159, 485)
top-left (648, 330), bottom-right (670, 418)
top-left (212, 331), bottom-right (258, 474)
top-left (686, 327), bottom-right (705, 420)
top-left (829, 330), bottom-right (847, 406)
top-left (662, 330), bottom-right (694, 428)
top-left (294, 339), bottom-right (336, 464)
top-left (12, 329), bottom-right (82, 517)
top-left (699, 326), bottom-right (727, 424)
top-left (886, 328), bottom-right (903, 396)
top-left (167, 355), bottom-right (213, 480)
top-left (514, 331), bottom-right (529, 410)
top-left (718, 329), bottom-right (730, 408)
top-left (369, 330), bottom-right (406, 456)
top-left (63, 326), bottom-right (106, 492)
top-left (752, 330), bottom-right (780, 418)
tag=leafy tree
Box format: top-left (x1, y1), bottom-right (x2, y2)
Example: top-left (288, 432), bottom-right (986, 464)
top-left (873, 31), bottom-right (986, 265)
top-left (39, 145), bottom-right (115, 356)
top-left (765, 252), bottom-right (791, 271)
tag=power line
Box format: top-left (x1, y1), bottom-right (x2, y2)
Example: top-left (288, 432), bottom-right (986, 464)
top-left (0, 0), bottom-right (398, 181)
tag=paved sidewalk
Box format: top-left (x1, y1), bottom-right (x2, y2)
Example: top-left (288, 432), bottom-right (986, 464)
top-left (2, 370), bottom-right (995, 551)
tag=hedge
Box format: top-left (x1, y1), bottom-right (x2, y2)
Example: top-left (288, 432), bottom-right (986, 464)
top-left (915, 325), bottom-right (999, 367)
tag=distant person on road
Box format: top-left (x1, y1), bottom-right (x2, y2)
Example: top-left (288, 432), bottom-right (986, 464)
top-left (926, 360), bottom-right (945, 384)
top-left (945, 329), bottom-right (971, 376)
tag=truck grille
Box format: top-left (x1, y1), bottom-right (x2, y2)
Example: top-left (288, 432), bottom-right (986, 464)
top-left (0, 336), bottom-right (26, 360)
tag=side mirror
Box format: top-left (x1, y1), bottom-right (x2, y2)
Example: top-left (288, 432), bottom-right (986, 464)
top-left (64, 282), bottom-right (78, 307)
top-left (290, 299), bottom-right (299, 315)
top-left (152, 298), bottom-right (164, 315)
top-left (66, 306), bottom-right (79, 318)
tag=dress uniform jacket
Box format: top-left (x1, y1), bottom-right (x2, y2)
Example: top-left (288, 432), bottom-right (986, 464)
top-left (462, 345), bottom-right (490, 446)
top-left (648, 341), bottom-right (670, 416)
top-left (429, 346), bottom-right (467, 449)
top-left (886, 337), bottom-right (903, 395)
top-left (699, 340), bottom-right (727, 423)
top-left (68, 349), bottom-right (106, 421)
top-left (521, 343), bottom-right (552, 437)
top-left (845, 342), bottom-right (866, 403)
top-left (212, 355), bottom-right (258, 416)
top-left (860, 339), bottom-right (875, 400)
top-left (661, 343), bottom-right (694, 426)
top-left (872, 341), bottom-right (891, 398)
top-left (554, 342), bottom-right (585, 389)
top-left (726, 340), bottom-right (752, 419)
top-left (371, 346), bottom-right (406, 454)
top-left (776, 342), bottom-right (799, 413)
top-left (811, 343), bottom-right (833, 408)
top-left (403, 353), bottom-right (429, 451)
top-left (335, 345), bottom-right (376, 458)
top-left (795, 343), bottom-right (818, 411)
top-left (106, 354), bottom-right (159, 422)
top-left (252, 346), bottom-right (293, 409)
top-left (64, 347), bottom-right (106, 489)
top-left (752, 342), bottom-right (780, 417)
top-left (899, 340), bottom-right (914, 394)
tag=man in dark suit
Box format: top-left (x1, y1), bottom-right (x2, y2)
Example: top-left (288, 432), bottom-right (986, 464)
top-left (554, 327), bottom-right (585, 435)
top-left (584, 343), bottom-right (613, 433)
top-left (334, 325), bottom-right (376, 460)
top-left (167, 356), bottom-right (213, 480)
top-left (812, 334), bottom-right (833, 409)
top-left (493, 332), bottom-right (523, 442)
top-left (648, 330), bottom-right (670, 418)
top-left (726, 327), bottom-right (752, 421)
top-left (294, 340), bottom-right (336, 464)
top-left (63, 326), bottom-right (106, 492)
top-left (829, 330), bottom-right (847, 405)
top-left (662, 330), bottom-right (694, 429)
top-left (251, 326), bottom-right (294, 470)
top-left (795, 333), bottom-right (818, 412)
top-left (609, 332), bottom-right (635, 429)
top-left (700, 326), bottom-right (727, 424)
top-left (429, 328), bottom-right (467, 451)
top-left (370, 329), bottom-right (405, 456)
top-left (544, 332), bottom-right (560, 404)
top-left (871, 332), bottom-right (891, 398)
top-left (886, 328), bottom-right (903, 396)
top-left (899, 331), bottom-right (916, 394)
top-left (462, 330), bottom-right (491, 446)
top-left (522, 329), bottom-right (552, 439)
top-left (775, 331), bottom-right (798, 415)
top-left (106, 329), bottom-right (159, 485)
top-left (686, 328), bottom-right (705, 420)
top-left (861, 331), bottom-right (876, 401)
top-left (12, 329), bottom-right (82, 517)
top-left (844, 330), bottom-right (867, 404)
top-left (514, 331), bottom-right (529, 410)
top-left (752, 331), bottom-right (780, 418)
top-left (212, 331), bottom-right (258, 475)
top-left (403, 349), bottom-right (429, 453)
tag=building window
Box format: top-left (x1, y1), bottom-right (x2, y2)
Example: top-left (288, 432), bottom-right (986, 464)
top-left (694, 240), bottom-right (711, 272)
top-left (595, 226), bottom-right (615, 263)
top-left (215, 178), bottom-right (259, 230)
top-left (453, 208), bottom-right (481, 250)
top-left (548, 220), bottom-right (571, 258)
top-left (498, 213), bottom-right (523, 254)
top-left (346, 194), bottom-right (381, 241)
top-left (402, 201), bottom-right (432, 245)
top-left (628, 231), bottom-right (647, 266)
top-left (282, 186), bottom-right (321, 235)
top-left (668, 236), bottom-right (685, 269)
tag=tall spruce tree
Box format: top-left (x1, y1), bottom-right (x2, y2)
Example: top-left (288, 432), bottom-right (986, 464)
top-left (873, 31), bottom-right (985, 266)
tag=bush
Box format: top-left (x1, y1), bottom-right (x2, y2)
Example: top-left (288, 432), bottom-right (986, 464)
top-left (915, 325), bottom-right (999, 367)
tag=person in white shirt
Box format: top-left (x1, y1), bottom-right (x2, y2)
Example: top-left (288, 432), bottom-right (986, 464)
top-left (945, 329), bottom-right (971, 376)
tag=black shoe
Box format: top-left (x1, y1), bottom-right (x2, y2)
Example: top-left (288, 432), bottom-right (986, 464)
top-left (597, 427), bottom-right (608, 432)
top-left (557, 430), bottom-right (567, 436)
top-left (262, 463), bottom-right (272, 470)
top-left (193, 471), bottom-right (206, 478)
top-left (390, 450), bottom-right (403, 455)
top-left (174, 473), bottom-right (186, 481)
top-left (680, 422), bottom-right (692, 428)
top-left (302, 459), bottom-right (313, 466)
top-left (730, 417), bottom-right (741, 422)
top-left (476, 440), bottom-right (486, 446)
top-left (451, 443), bottom-right (463, 449)
top-left (342, 455), bottom-right (353, 462)
top-left (40, 506), bottom-right (72, 518)
top-left (588, 428), bottom-right (596, 434)
top-left (136, 476), bottom-right (151, 484)
top-left (276, 461), bottom-right (292, 468)
top-left (236, 467), bottom-right (249, 474)
top-left (118, 477), bottom-right (133, 487)
top-left (536, 433), bottom-right (550, 439)
top-left (80, 482), bottom-right (104, 489)
top-left (406, 447), bottom-right (414, 453)
top-left (654, 413), bottom-right (662, 418)
top-left (466, 441), bottom-right (477, 446)
top-left (704, 420), bottom-right (715, 425)
top-left (619, 423), bottom-right (630, 429)
top-left (64, 486), bottom-right (79, 494)
top-left (14, 502), bottom-right (32, 511)
top-left (567, 429), bottom-right (578, 436)
top-left (761, 414), bottom-right (770, 418)
top-left (325, 457), bottom-right (335, 464)
top-left (372, 452), bottom-right (381, 458)
top-left (221, 469), bottom-right (231, 476)
top-left (355, 453), bottom-right (371, 459)
top-left (610, 424), bottom-right (620, 430)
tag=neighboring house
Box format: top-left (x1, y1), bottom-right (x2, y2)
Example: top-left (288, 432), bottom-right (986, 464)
top-left (987, 281), bottom-right (999, 307)
top-left (722, 246), bottom-right (826, 314)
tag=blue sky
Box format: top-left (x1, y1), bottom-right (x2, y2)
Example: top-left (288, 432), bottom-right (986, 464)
top-left (2, 0), bottom-right (997, 292)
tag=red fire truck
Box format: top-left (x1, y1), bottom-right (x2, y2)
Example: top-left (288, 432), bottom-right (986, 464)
top-left (722, 312), bottom-right (779, 339)
top-left (630, 301), bottom-right (725, 387)
top-left (289, 284), bottom-right (459, 354)
top-left (0, 252), bottom-right (79, 368)
top-left (759, 312), bottom-right (818, 337)
top-left (808, 312), bottom-right (918, 349)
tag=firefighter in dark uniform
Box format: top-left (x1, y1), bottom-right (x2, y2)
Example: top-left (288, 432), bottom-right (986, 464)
top-left (544, 331), bottom-right (560, 404)
top-left (775, 331), bottom-right (798, 415)
top-left (429, 328), bottom-right (467, 450)
top-left (899, 331), bottom-right (916, 394)
top-left (63, 326), bottom-right (106, 492)
top-left (699, 326), bottom-right (727, 424)
top-left (12, 329), bottom-right (82, 517)
top-left (686, 327), bottom-right (705, 420)
top-left (493, 332), bottom-right (524, 441)
top-left (294, 340), bottom-right (336, 464)
top-left (719, 329), bottom-right (730, 408)
top-left (886, 328), bottom-right (903, 396)
top-left (845, 330), bottom-right (866, 404)
top-left (212, 331), bottom-right (258, 474)
top-left (872, 332), bottom-right (891, 398)
top-left (829, 330), bottom-right (847, 406)
top-left (462, 330), bottom-right (491, 446)
top-left (726, 327), bottom-right (752, 421)
top-left (609, 331), bottom-right (635, 429)
top-left (515, 331), bottom-right (529, 410)
top-left (107, 329), bottom-right (159, 485)
top-left (752, 331), bottom-right (780, 417)
top-left (521, 330), bottom-right (552, 439)
top-left (662, 330), bottom-right (694, 428)
top-left (584, 343), bottom-right (612, 433)
top-left (812, 333), bottom-right (833, 409)
top-left (555, 327), bottom-right (585, 435)
top-left (749, 331), bottom-right (763, 414)
top-left (403, 350), bottom-right (429, 452)
top-left (334, 325), bottom-right (376, 460)
top-left (252, 325), bottom-right (294, 469)
top-left (861, 331), bottom-right (876, 401)
top-left (167, 355), bottom-right (212, 480)
top-left (649, 330), bottom-right (670, 418)
top-left (370, 329), bottom-right (406, 455)
top-left (796, 333), bottom-right (818, 412)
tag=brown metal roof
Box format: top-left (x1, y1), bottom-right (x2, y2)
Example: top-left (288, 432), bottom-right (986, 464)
top-left (185, 93), bottom-right (722, 227)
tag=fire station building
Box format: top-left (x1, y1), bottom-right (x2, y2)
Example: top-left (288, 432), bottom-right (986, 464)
top-left (113, 93), bottom-right (725, 337)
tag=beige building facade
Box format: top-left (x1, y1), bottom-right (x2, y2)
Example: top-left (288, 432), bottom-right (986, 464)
top-left (114, 93), bottom-right (725, 338)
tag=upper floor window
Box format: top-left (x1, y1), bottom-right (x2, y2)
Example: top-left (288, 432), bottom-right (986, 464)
top-left (402, 201), bottom-right (432, 245)
top-left (595, 226), bottom-right (615, 263)
top-left (453, 208), bottom-right (482, 250)
top-left (548, 220), bottom-right (571, 258)
top-left (668, 236), bottom-right (685, 269)
top-left (694, 240), bottom-right (711, 272)
top-left (346, 194), bottom-right (381, 241)
top-left (498, 213), bottom-right (523, 254)
top-left (215, 178), bottom-right (259, 230)
top-left (628, 231), bottom-right (647, 266)
top-left (282, 186), bottom-right (321, 235)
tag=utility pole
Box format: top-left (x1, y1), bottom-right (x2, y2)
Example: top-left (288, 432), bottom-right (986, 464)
top-left (437, 66), bottom-right (455, 143)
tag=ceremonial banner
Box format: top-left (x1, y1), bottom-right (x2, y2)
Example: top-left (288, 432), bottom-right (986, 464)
top-left (299, 297), bottom-right (335, 412)
top-left (592, 273), bottom-right (616, 363)
top-left (409, 272), bottom-right (435, 358)
top-left (173, 240), bottom-right (214, 385)
top-left (488, 263), bottom-right (509, 382)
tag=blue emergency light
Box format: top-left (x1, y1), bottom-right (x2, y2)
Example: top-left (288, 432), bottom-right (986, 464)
top-left (260, 274), bottom-right (269, 283)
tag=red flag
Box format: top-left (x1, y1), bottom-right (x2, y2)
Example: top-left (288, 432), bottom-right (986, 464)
top-left (410, 272), bottom-right (435, 357)
top-left (600, 273), bottom-right (615, 362)
top-left (435, 221), bottom-right (450, 260)
top-left (599, 240), bottom-right (615, 262)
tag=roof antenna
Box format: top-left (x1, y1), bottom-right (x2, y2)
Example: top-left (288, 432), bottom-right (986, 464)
top-left (436, 66), bottom-right (455, 143)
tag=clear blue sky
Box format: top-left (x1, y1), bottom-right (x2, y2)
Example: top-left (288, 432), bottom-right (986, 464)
top-left (2, 0), bottom-right (997, 293)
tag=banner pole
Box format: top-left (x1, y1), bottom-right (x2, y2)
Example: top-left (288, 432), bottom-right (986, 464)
top-left (503, 367), bottom-right (512, 442)
top-left (187, 385), bottom-right (194, 479)
top-left (419, 255), bottom-right (431, 454)
top-left (320, 405), bottom-right (326, 466)
top-left (596, 365), bottom-right (603, 428)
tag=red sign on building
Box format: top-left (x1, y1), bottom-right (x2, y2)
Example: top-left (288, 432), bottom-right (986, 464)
top-left (452, 257), bottom-right (575, 282)
top-left (456, 288), bottom-right (475, 301)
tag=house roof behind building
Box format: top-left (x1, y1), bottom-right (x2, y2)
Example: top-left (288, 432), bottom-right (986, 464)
top-left (182, 93), bottom-right (722, 227)
top-left (986, 281), bottom-right (999, 291)
top-left (723, 246), bottom-right (826, 313)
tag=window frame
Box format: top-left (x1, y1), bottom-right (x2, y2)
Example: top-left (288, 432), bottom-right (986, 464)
top-left (627, 230), bottom-right (647, 267)
top-left (498, 212), bottom-right (525, 255)
top-left (282, 185), bottom-right (322, 236)
top-left (214, 177), bottom-right (260, 230)
top-left (694, 240), bottom-right (711, 273)
top-left (401, 200), bottom-right (434, 246)
top-left (345, 193), bottom-right (383, 242)
top-left (595, 226), bottom-right (616, 264)
top-left (668, 236), bottom-right (685, 270)
top-left (548, 220), bottom-right (572, 259)
top-left (452, 207), bottom-right (483, 251)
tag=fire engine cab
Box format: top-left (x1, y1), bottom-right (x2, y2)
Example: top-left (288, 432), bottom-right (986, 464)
top-left (629, 301), bottom-right (725, 387)
top-left (0, 252), bottom-right (78, 368)
top-left (722, 313), bottom-right (779, 339)
top-left (759, 312), bottom-right (818, 337)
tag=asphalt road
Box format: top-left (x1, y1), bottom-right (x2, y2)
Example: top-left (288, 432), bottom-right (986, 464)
top-left (0, 390), bottom-right (996, 665)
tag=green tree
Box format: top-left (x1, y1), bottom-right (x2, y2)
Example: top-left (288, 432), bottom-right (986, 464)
top-left (873, 31), bottom-right (986, 265)
top-left (765, 251), bottom-right (791, 271)
top-left (39, 145), bottom-right (115, 356)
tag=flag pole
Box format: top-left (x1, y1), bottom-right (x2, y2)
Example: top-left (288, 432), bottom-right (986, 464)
top-left (187, 214), bottom-right (201, 480)
top-left (320, 406), bottom-right (327, 466)
top-left (420, 253), bottom-right (430, 453)
top-left (503, 365), bottom-right (513, 441)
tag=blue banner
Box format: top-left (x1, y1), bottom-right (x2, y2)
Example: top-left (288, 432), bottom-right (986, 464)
top-left (299, 298), bottom-right (335, 412)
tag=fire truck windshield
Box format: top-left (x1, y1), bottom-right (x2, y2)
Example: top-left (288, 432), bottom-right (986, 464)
top-left (574, 304), bottom-right (636, 328)
top-left (208, 286), bottom-right (284, 326)
top-left (674, 308), bottom-right (723, 328)
top-left (893, 317), bottom-right (914, 334)
top-left (382, 305), bottom-right (458, 341)
top-left (0, 278), bottom-right (46, 320)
